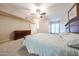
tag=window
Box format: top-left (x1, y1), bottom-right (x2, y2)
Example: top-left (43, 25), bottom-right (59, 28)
top-left (51, 23), bottom-right (60, 33)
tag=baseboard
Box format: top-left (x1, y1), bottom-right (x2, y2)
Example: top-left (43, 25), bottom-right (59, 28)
top-left (0, 40), bottom-right (12, 44)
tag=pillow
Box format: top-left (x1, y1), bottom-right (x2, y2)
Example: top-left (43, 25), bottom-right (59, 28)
top-left (59, 32), bottom-right (74, 36)
top-left (68, 39), bottom-right (79, 48)
top-left (61, 33), bottom-right (79, 47)
top-left (60, 33), bottom-right (75, 42)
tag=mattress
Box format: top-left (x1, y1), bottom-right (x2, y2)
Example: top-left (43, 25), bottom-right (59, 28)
top-left (23, 33), bottom-right (77, 56)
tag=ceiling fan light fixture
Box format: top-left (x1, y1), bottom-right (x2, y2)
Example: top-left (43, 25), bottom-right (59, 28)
top-left (36, 9), bottom-right (41, 14)
top-left (36, 14), bottom-right (40, 18)
top-left (40, 16), bottom-right (43, 18)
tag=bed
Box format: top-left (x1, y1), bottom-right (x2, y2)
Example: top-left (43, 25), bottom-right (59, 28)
top-left (22, 16), bottom-right (79, 56)
top-left (23, 33), bottom-right (78, 56)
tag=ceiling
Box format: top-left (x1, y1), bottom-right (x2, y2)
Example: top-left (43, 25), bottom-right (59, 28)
top-left (0, 3), bottom-right (74, 22)
top-left (12, 3), bottom-right (57, 19)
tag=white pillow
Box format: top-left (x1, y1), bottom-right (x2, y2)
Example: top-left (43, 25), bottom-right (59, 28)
top-left (60, 33), bottom-right (75, 42)
top-left (61, 33), bottom-right (79, 47)
top-left (68, 39), bottom-right (79, 48)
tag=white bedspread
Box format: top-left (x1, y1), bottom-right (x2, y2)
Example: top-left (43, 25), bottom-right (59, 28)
top-left (23, 33), bottom-right (76, 56)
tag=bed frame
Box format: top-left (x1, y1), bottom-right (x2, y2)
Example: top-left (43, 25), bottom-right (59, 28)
top-left (14, 30), bottom-right (31, 40)
top-left (65, 3), bottom-right (79, 33)
top-left (65, 16), bottom-right (79, 33)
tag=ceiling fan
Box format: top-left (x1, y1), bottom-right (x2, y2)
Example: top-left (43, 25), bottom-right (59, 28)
top-left (14, 4), bottom-right (46, 18)
top-left (31, 9), bottom-right (46, 18)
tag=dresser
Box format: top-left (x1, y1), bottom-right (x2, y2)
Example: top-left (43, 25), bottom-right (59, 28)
top-left (14, 30), bottom-right (31, 40)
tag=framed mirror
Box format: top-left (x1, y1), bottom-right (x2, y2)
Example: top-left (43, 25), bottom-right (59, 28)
top-left (68, 4), bottom-right (77, 20)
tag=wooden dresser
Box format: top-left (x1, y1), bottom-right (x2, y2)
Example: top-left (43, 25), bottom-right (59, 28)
top-left (14, 30), bottom-right (31, 40)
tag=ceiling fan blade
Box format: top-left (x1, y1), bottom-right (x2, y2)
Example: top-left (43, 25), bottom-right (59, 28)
top-left (41, 12), bottom-right (46, 15)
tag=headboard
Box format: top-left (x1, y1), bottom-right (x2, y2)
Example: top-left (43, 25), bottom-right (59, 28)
top-left (65, 16), bottom-right (79, 33)
top-left (14, 30), bottom-right (31, 40)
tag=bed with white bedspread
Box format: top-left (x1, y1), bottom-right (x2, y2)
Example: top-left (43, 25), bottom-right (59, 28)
top-left (23, 33), bottom-right (79, 56)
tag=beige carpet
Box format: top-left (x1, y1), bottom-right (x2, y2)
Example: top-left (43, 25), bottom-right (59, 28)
top-left (0, 38), bottom-right (34, 56)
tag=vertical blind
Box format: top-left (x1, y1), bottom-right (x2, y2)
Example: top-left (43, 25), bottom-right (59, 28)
top-left (49, 22), bottom-right (60, 33)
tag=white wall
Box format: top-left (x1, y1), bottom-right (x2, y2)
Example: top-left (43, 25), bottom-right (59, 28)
top-left (0, 4), bottom-right (26, 19)
top-left (60, 21), bottom-right (66, 33)
top-left (38, 19), bottom-right (49, 33)
top-left (48, 4), bottom-right (74, 33)
top-left (31, 23), bottom-right (38, 34)
top-left (0, 15), bottom-right (30, 43)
